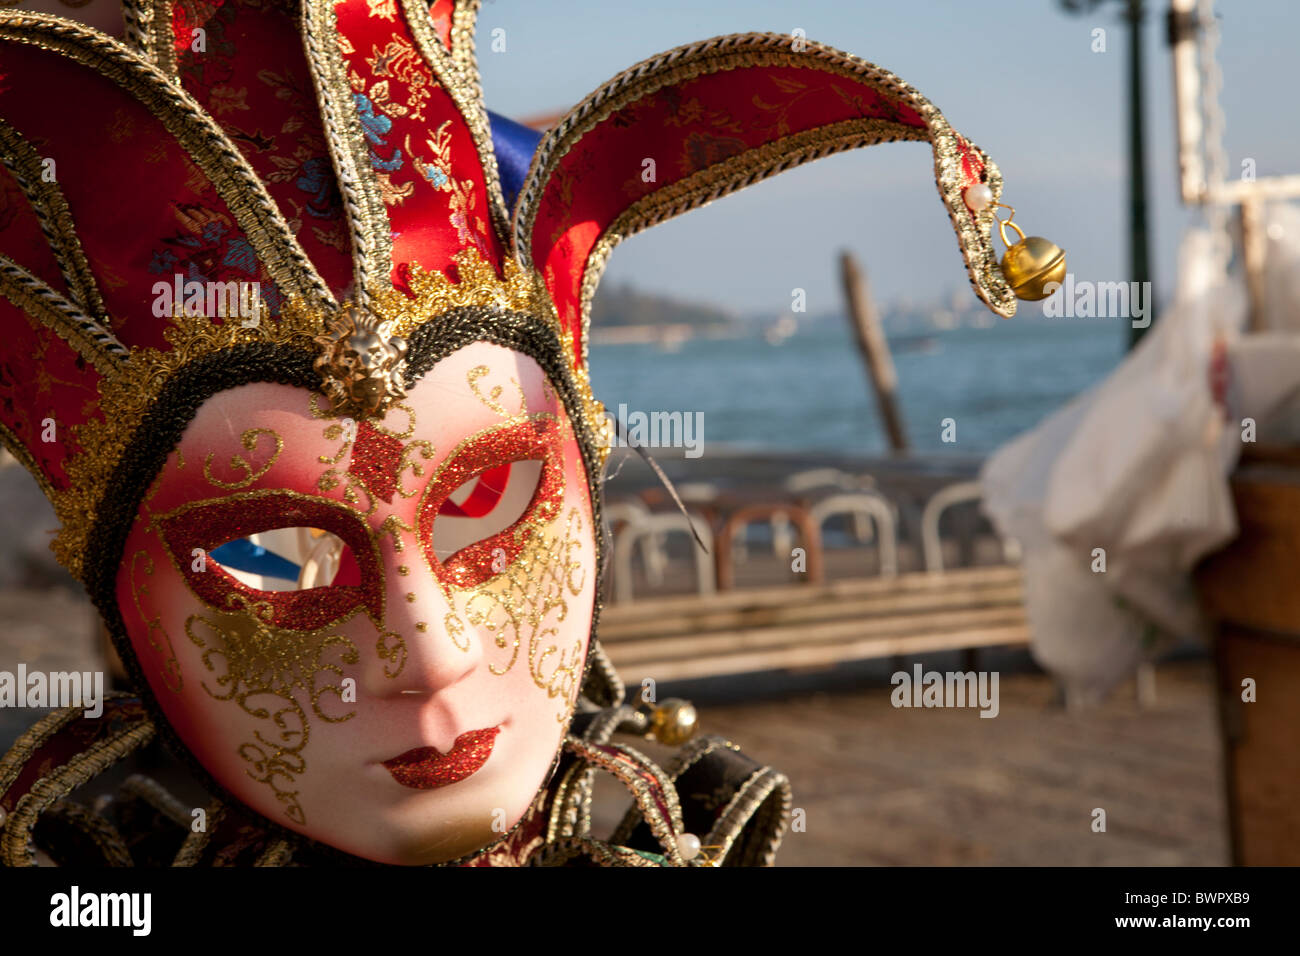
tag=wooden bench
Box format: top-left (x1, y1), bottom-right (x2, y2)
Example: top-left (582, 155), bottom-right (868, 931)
top-left (599, 565), bottom-right (1029, 682)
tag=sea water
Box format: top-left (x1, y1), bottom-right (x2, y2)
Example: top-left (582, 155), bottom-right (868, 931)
top-left (588, 316), bottom-right (1127, 457)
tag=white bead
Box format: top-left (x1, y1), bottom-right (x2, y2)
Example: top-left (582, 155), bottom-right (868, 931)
top-left (676, 832), bottom-right (701, 861)
top-left (964, 183), bottom-right (993, 212)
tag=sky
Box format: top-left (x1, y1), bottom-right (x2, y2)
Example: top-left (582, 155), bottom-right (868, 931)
top-left (475, 0), bottom-right (1298, 321)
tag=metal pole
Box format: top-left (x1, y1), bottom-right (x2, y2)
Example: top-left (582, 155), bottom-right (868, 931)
top-left (1127, 0), bottom-right (1155, 348)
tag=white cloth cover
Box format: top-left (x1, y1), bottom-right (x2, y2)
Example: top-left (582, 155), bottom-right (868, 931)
top-left (980, 203), bottom-right (1300, 703)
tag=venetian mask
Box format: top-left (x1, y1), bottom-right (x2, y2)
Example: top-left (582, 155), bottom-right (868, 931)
top-left (120, 342), bottom-right (597, 863)
top-left (0, 0), bottom-right (1020, 866)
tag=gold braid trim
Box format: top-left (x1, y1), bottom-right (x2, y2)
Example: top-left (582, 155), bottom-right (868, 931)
top-left (303, 0), bottom-right (392, 306)
top-left (703, 765), bottom-right (790, 867)
top-left (0, 119), bottom-right (107, 320)
top-left (0, 12), bottom-right (331, 308)
top-left (531, 836), bottom-right (662, 867)
top-left (253, 838), bottom-right (295, 866)
top-left (546, 758), bottom-right (591, 842)
top-left (0, 706), bottom-right (155, 867)
top-left (512, 32), bottom-right (1016, 353)
top-left (0, 420), bottom-right (56, 500)
top-left (606, 731), bottom-right (732, 848)
top-left (126, 0), bottom-right (174, 74)
top-left (0, 700), bottom-right (88, 796)
top-left (579, 117), bottom-right (929, 369)
top-left (0, 256), bottom-right (128, 375)
top-left (118, 0), bottom-right (160, 62)
top-left (561, 736), bottom-right (688, 866)
top-left (172, 795), bottom-right (224, 866)
top-left (659, 732), bottom-right (736, 779)
top-left (120, 773), bottom-right (193, 828)
top-left (607, 734), bottom-right (792, 866)
top-left (44, 798), bottom-right (135, 866)
top-left (583, 639), bottom-right (626, 709)
top-left (446, 0), bottom-right (481, 75)
top-left (400, 0), bottom-right (512, 257)
top-left (550, 703), bottom-right (648, 841)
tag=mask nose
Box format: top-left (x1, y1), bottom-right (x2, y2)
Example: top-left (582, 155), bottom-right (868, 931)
top-left (360, 560), bottom-right (481, 698)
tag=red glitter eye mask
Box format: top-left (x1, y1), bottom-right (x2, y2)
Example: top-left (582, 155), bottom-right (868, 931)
top-left (433, 459), bottom-right (543, 561)
top-left (419, 417), bottom-right (565, 589)
top-left (156, 492), bottom-right (384, 631)
top-left (209, 527), bottom-right (361, 590)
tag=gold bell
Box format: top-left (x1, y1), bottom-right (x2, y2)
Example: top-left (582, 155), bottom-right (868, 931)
top-left (994, 204), bottom-right (1066, 302)
top-left (647, 698), bottom-right (699, 746)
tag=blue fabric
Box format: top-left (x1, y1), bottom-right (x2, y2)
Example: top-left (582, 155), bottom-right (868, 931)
top-left (487, 110), bottom-right (543, 214)
top-left (209, 539), bottom-right (301, 581)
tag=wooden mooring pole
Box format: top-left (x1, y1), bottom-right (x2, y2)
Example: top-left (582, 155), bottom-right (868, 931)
top-left (839, 250), bottom-right (908, 453)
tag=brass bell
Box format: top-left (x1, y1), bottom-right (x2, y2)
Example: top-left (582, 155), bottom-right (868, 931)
top-left (647, 698), bottom-right (698, 746)
top-left (993, 204), bottom-right (1066, 302)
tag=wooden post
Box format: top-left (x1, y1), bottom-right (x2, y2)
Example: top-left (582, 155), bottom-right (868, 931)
top-left (839, 251), bottom-right (908, 453)
top-left (1239, 198), bottom-right (1267, 332)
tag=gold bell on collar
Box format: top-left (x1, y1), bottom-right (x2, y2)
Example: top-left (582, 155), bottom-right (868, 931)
top-left (647, 698), bottom-right (699, 746)
top-left (993, 204), bottom-right (1066, 301)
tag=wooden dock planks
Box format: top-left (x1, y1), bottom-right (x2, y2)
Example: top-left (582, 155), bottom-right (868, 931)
top-left (600, 565), bottom-right (1030, 681)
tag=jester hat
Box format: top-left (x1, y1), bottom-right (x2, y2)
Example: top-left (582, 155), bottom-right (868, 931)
top-left (0, 0), bottom-right (1020, 672)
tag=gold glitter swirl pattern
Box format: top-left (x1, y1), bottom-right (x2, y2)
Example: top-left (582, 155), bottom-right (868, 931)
top-left (372, 401), bottom-right (418, 441)
top-left (202, 428), bottom-right (283, 490)
top-left (184, 594), bottom-right (360, 825)
top-left (375, 627), bottom-right (407, 678)
top-left (313, 411), bottom-right (357, 466)
top-left (374, 513), bottom-right (416, 554)
top-left (317, 465), bottom-right (379, 516)
top-left (458, 506), bottom-right (588, 720)
top-left (129, 550), bottom-right (183, 693)
top-left (311, 403), bottom-right (366, 502)
top-left (444, 609), bottom-right (469, 652)
top-left (467, 364), bottom-right (528, 419)
top-left (395, 439), bottom-right (436, 498)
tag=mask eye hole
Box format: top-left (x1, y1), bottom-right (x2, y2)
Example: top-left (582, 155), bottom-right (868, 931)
top-left (432, 460), bottom-right (543, 562)
top-left (157, 494), bottom-right (380, 631)
top-left (416, 417), bottom-right (566, 589)
top-left (208, 528), bottom-right (359, 591)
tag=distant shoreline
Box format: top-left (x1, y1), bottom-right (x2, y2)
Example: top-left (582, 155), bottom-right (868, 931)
top-left (589, 322), bottom-right (739, 346)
